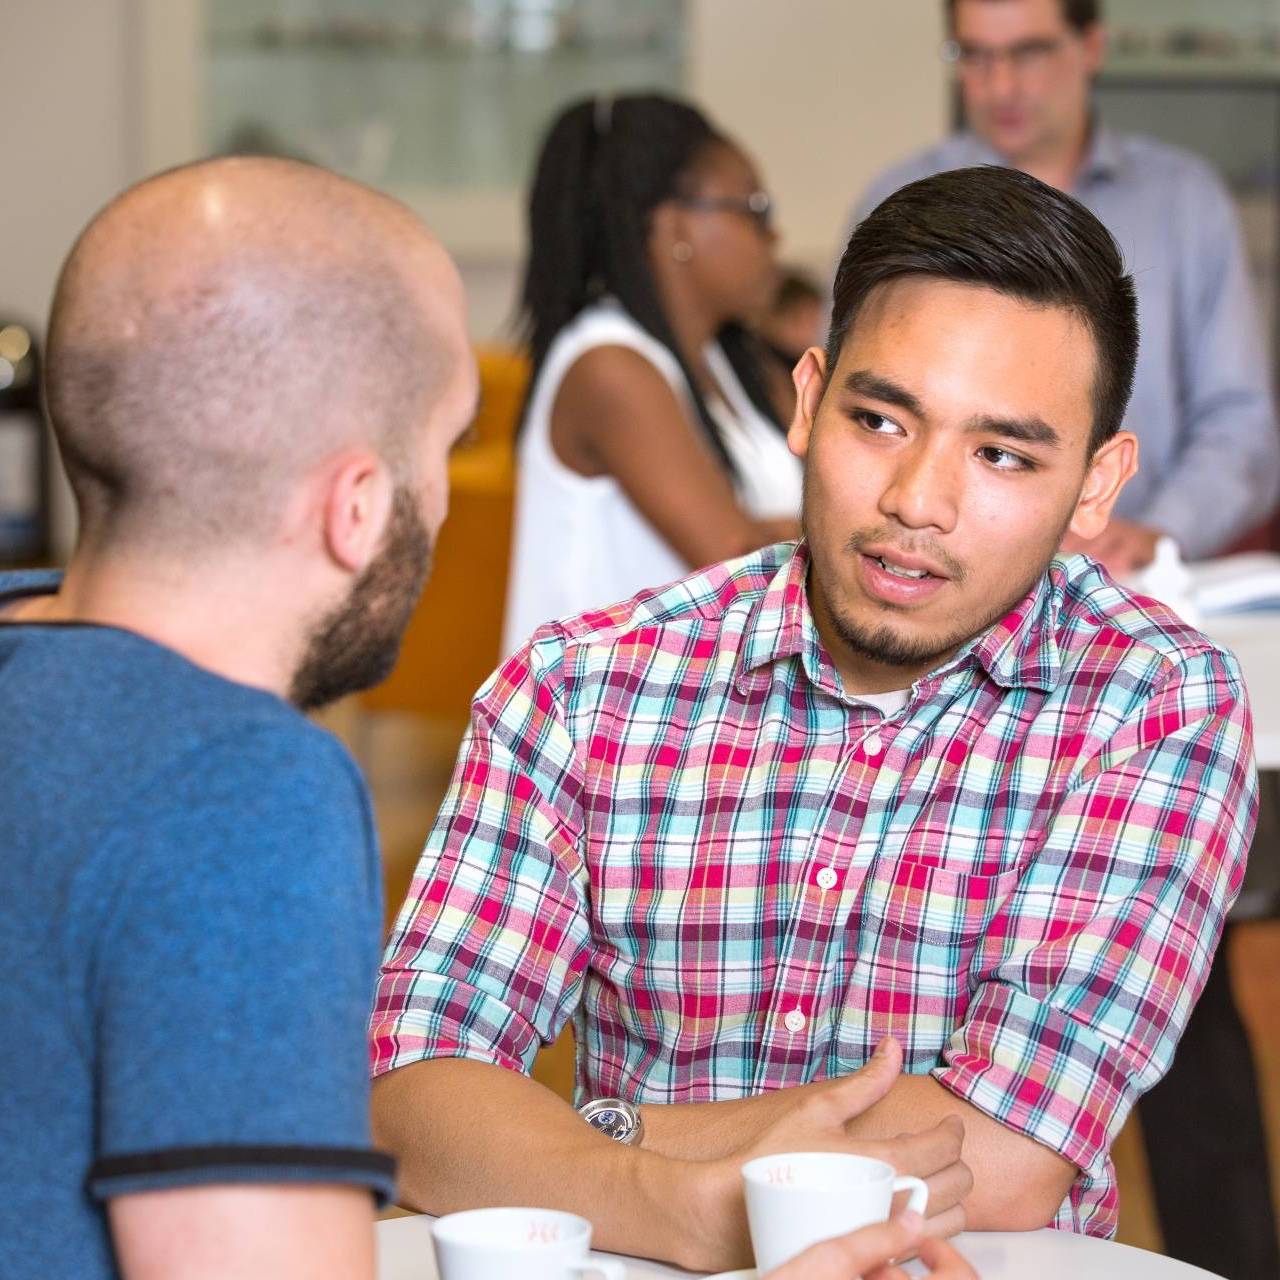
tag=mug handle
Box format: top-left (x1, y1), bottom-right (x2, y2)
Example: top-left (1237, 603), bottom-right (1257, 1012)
top-left (892, 1174), bottom-right (929, 1218)
top-left (572, 1254), bottom-right (626, 1280)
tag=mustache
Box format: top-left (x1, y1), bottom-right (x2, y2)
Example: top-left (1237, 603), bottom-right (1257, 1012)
top-left (844, 527), bottom-right (967, 584)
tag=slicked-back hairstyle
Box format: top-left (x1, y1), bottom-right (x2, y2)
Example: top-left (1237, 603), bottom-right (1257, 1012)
top-left (827, 166), bottom-right (1138, 453)
top-left (516, 93), bottom-right (782, 468)
top-left (945, 0), bottom-right (1101, 33)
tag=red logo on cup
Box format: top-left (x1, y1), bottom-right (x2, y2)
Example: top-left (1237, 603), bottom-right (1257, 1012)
top-left (527, 1221), bottom-right (561, 1245)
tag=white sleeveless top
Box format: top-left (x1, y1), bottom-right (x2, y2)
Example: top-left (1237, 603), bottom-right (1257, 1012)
top-left (502, 300), bottom-right (803, 655)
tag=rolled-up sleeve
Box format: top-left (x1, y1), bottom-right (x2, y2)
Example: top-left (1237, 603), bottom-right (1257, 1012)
top-left (933, 646), bottom-right (1257, 1233)
top-left (370, 635), bottom-right (591, 1080)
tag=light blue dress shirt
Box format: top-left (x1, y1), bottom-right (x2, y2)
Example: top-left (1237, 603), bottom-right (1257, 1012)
top-left (853, 126), bottom-right (1280, 559)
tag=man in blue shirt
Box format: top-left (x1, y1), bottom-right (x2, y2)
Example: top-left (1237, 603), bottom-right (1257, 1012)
top-left (849, 4), bottom-right (1280, 1275)
top-left (0, 156), bottom-right (480, 1280)
top-left (852, 0), bottom-right (1280, 576)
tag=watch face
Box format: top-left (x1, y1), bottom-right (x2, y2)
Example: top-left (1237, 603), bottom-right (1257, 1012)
top-left (589, 1107), bottom-right (631, 1141)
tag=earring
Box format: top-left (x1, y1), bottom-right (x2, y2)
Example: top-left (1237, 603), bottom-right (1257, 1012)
top-left (672, 241), bottom-right (693, 263)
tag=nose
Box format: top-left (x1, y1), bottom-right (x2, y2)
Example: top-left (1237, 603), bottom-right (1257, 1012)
top-left (878, 438), bottom-right (959, 534)
top-left (986, 56), bottom-right (1019, 101)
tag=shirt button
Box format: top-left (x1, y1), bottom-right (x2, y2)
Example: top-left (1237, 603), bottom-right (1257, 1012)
top-left (783, 1008), bottom-right (807, 1034)
top-left (863, 733), bottom-right (883, 757)
top-left (815, 866), bottom-right (838, 891)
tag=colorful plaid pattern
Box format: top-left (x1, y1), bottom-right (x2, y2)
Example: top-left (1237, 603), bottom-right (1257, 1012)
top-left (372, 542), bottom-right (1256, 1236)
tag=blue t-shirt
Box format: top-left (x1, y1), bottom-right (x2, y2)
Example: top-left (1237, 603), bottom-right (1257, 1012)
top-left (0, 572), bottom-right (395, 1278)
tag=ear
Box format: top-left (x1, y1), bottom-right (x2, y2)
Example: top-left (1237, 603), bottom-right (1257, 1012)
top-left (649, 198), bottom-right (691, 255)
top-left (1080, 21), bottom-right (1107, 75)
top-left (1068, 430), bottom-right (1138, 541)
top-left (320, 449), bottom-right (395, 574)
top-left (787, 346), bottom-right (828, 459)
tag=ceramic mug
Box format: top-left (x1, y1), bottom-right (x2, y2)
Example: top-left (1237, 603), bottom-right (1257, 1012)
top-left (432, 1207), bottom-right (625, 1280)
top-left (741, 1151), bottom-right (929, 1273)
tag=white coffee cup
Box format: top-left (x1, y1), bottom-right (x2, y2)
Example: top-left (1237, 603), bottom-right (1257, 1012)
top-left (741, 1151), bottom-right (929, 1273)
top-left (431, 1207), bottom-right (625, 1280)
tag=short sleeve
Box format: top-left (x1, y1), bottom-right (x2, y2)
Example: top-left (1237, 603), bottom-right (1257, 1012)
top-left (370, 639), bottom-right (591, 1080)
top-left (85, 723), bottom-right (395, 1205)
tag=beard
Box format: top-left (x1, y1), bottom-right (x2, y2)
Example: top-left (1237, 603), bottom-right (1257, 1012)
top-left (803, 506), bottom-right (1067, 678)
top-left (289, 486), bottom-right (433, 712)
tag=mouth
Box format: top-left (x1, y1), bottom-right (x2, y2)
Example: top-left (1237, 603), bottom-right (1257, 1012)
top-left (874, 555), bottom-right (932, 580)
top-left (857, 550), bottom-right (950, 606)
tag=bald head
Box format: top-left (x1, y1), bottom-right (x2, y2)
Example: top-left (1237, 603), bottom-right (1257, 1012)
top-left (47, 156), bottom-right (469, 550)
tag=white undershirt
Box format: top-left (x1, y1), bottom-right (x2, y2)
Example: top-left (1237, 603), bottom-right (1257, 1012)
top-left (849, 687), bottom-right (910, 717)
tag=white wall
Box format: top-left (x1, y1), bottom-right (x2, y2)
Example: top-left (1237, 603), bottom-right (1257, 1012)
top-left (1, 0), bottom-right (149, 554)
top-left (1, 0), bottom-right (141, 333)
top-left (1, 1), bottom-right (950, 545)
top-left (689, 0), bottom-right (949, 272)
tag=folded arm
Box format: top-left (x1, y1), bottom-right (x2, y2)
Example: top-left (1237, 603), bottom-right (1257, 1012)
top-left (373, 1038), bottom-right (967, 1274)
top-left (641, 1072), bottom-right (1072, 1231)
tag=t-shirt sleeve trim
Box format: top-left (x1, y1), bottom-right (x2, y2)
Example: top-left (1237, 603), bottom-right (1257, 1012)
top-left (87, 1144), bottom-right (397, 1206)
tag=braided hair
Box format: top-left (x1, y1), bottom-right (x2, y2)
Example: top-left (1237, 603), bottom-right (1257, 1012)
top-left (516, 93), bottom-right (783, 470)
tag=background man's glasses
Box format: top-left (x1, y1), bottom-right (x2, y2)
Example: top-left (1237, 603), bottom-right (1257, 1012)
top-left (678, 190), bottom-right (774, 233)
top-left (942, 36), bottom-right (1066, 77)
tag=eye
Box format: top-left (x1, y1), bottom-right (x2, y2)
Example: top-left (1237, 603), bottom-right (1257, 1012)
top-left (978, 444), bottom-right (1034, 471)
top-left (854, 410), bottom-right (902, 435)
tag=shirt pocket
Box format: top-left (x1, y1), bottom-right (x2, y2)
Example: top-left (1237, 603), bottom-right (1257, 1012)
top-left (862, 857), bottom-right (1023, 951)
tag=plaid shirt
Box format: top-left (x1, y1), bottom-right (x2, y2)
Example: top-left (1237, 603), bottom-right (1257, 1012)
top-left (372, 542), bottom-right (1256, 1235)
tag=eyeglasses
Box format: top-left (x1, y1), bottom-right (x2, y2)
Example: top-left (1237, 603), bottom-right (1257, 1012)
top-left (942, 35), bottom-right (1066, 77)
top-left (677, 190), bottom-right (774, 233)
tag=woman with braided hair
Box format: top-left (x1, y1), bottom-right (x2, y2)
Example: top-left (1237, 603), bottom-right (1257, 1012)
top-left (502, 93), bottom-right (802, 653)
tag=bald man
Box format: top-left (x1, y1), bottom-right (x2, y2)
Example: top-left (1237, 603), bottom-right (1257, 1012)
top-left (0, 157), bottom-right (478, 1280)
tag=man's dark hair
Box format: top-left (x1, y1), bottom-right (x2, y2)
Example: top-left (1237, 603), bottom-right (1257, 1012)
top-left (945, 0), bottom-right (1101, 34)
top-left (826, 166), bottom-right (1137, 453)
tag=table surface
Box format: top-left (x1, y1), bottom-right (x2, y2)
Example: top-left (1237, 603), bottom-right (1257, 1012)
top-left (377, 1214), bottom-right (1225, 1280)
top-left (1204, 612), bottom-right (1280, 770)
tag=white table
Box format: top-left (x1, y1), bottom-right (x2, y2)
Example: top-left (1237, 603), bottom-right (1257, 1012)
top-left (377, 1214), bottom-right (1224, 1279)
top-left (1204, 613), bottom-right (1280, 770)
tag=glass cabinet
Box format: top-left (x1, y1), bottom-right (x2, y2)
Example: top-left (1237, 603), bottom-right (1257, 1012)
top-left (205, 1), bottom-right (687, 192)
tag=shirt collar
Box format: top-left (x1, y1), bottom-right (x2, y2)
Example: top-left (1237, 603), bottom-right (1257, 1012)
top-left (736, 542), bottom-right (1062, 698)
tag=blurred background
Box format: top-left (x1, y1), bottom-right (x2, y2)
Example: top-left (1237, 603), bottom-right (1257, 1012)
top-left (4, 0), bottom-right (1280, 1264)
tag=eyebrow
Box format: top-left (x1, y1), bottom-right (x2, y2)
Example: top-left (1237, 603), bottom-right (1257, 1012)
top-left (843, 369), bottom-right (1062, 450)
top-left (962, 413), bottom-right (1062, 449)
top-left (842, 370), bottom-right (925, 418)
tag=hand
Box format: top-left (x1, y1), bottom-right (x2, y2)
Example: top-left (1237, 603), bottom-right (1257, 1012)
top-left (764, 1213), bottom-right (979, 1279)
top-left (692, 1040), bottom-right (972, 1270)
top-left (1060, 517), bottom-right (1161, 576)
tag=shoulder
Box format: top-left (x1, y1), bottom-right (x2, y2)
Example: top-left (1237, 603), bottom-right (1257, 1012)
top-left (1115, 131), bottom-right (1235, 212)
top-left (1050, 555), bottom-right (1242, 698)
top-left (109, 700), bottom-right (376, 902)
top-left (544, 304), bottom-right (685, 427)
top-left (546, 301), bottom-right (680, 382)
top-left (524, 541), bottom-right (794, 675)
top-left (557, 341), bottom-right (679, 407)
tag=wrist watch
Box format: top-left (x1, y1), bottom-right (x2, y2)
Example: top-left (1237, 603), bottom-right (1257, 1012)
top-left (578, 1097), bottom-right (644, 1147)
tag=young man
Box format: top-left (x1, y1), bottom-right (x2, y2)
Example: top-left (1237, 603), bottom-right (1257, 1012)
top-left (0, 156), bottom-right (967, 1280)
top-left (852, 5), bottom-right (1280, 1272)
top-left (371, 166), bottom-right (1257, 1272)
top-left (851, 0), bottom-right (1279, 575)
top-left (0, 157), bottom-right (480, 1280)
